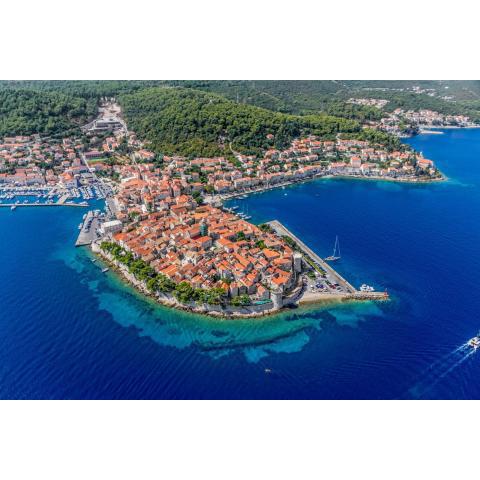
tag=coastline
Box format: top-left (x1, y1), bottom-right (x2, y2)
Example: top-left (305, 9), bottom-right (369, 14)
top-left (91, 242), bottom-right (376, 320)
top-left (418, 124), bottom-right (480, 130)
top-left (215, 172), bottom-right (445, 203)
top-left (324, 174), bottom-right (446, 184)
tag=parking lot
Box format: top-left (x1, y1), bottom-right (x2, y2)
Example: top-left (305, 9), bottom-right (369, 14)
top-left (304, 269), bottom-right (348, 295)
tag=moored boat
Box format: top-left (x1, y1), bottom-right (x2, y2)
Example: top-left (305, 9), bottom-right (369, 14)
top-left (325, 235), bottom-right (341, 261)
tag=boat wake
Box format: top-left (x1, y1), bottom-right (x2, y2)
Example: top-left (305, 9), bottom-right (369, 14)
top-left (407, 342), bottom-right (477, 399)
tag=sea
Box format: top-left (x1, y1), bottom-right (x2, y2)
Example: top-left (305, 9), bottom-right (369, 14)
top-left (1, 128), bottom-right (480, 399)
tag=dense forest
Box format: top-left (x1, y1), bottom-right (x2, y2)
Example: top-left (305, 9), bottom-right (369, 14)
top-left (1, 80), bottom-right (479, 148)
top-left (0, 81), bottom-right (168, 138)
top-left (0, 81), bottom-right (164, 100)
top-left (167, 80), bottom-right (480, 121)
top-left (0, 88), bottom-right (97, 137)
top-left (168, 80), bottom-right (382, 119)
top-left (118, 87), bottom-right (369, 157)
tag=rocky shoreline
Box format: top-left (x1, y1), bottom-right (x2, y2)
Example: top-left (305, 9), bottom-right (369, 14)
top-left (91, 242), bottom-right (359, 320)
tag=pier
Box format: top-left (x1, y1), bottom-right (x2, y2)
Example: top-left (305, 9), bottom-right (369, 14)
top-left (76, 211), bottom-right (102, 246)
top-left (267, 220), bottom-right (388, 301)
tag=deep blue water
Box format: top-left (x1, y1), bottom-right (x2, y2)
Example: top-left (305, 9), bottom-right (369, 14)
top-left (1, 128), bottom-right (480, 399)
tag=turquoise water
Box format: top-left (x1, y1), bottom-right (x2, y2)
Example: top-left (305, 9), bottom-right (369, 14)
top-left (1, 128), bottom-right (480, 398)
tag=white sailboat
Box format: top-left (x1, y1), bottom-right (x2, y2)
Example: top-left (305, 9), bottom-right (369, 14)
top-left (325, 235), bottom-right (341, 261)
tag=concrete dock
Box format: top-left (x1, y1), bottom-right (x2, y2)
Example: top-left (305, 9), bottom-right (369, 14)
top-left (76, 211), bottom-right (102, 246)
top-left (267, 220), bottom-right (388, 301)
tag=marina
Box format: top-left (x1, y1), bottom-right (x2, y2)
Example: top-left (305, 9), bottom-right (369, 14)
top-left (0, 181), bottom-right (113, 210)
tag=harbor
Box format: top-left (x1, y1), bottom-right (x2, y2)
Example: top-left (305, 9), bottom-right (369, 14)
top-left (0, 181), bottom-right (114, 211)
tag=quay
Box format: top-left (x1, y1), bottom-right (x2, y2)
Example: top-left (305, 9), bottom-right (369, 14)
top-left (267, 220), bottom-right (388, 301)
top-left (76, 210), bottom-right (102, 246)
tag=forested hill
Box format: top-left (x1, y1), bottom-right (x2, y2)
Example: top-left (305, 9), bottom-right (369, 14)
top-left (168, 80), bottom-right (383, 120)
top-left (0, 88), bottom-right (97, 137)
top-left (2, 80), bottom-right (480, 141)
top-left (119, 87), bottom-right (397, 157)
top-left (169, 80), bottom-right (480, 121)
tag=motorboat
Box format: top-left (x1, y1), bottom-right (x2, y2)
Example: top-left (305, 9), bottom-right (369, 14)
top-left (360, 284), bottom-right (374, 292)
top-left (468, 335), bottom-right (480, 350)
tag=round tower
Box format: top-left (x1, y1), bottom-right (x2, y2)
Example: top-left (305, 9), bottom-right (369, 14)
top-left (271, 287), bottom-right (283, 310)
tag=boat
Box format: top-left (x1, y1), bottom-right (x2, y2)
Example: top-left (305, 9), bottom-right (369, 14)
top-left (468, 335), bottom-right (480, 350)
top-left (360, 284), bottom-right (374, 292)
top-left (325, 235), bottom-right (341, 261)
top-left (91, 259), bottom-right (97, 263)
top-left (101, 268), bottom-right (109, 273)
top-left (264, 368), bottom-right (272, 374)
top-left (10, 205), bottom-right (16, 211)
top-left (78, 224), bottom-right (83, 230)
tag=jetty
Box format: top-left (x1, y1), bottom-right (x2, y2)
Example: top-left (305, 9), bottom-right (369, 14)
top-left (267, 220), bottom-right (387, 301)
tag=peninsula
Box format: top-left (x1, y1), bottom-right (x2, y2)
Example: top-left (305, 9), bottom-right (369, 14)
top-left (85, 105), bottom-right (444, 317)
top-left (2, 81), bottom-right (466, 318)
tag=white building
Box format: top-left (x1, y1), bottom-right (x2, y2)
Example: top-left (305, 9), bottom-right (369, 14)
top-left (101, 220), bottom-right (123, 235)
